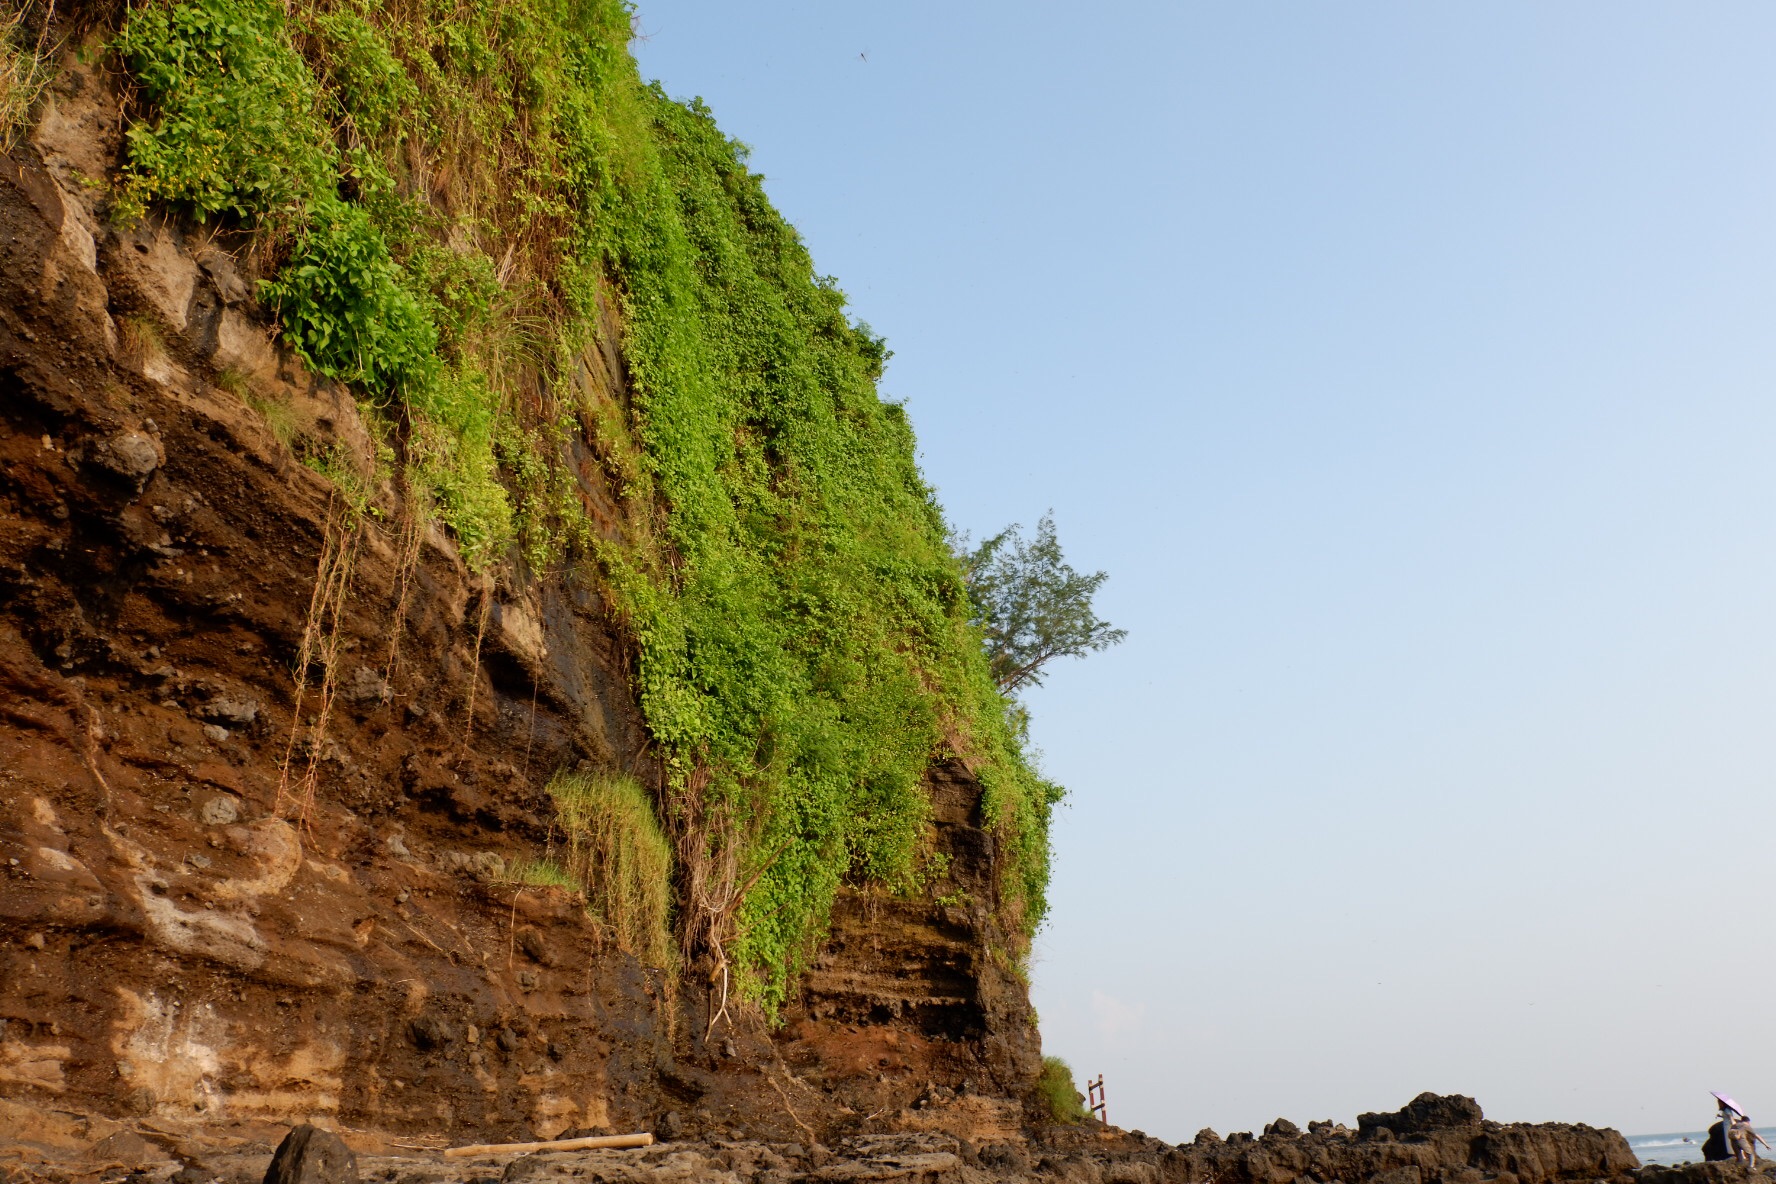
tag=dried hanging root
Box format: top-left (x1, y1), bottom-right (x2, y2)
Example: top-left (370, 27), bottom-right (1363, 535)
top-left (275, 493), bottom-right (362, 827)
top-left (458, 583), bottom-right (493, 750)
top-left (382, 487), bottom-right (429, 685)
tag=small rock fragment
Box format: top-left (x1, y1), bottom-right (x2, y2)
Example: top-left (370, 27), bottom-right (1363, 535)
top-left (201, 723), bottom-right (229, 743)
top-left (201, 695), bottom-right (260, 726)
top-left (408, 1014), bottom-right (453, 1051)
top-left (517, 928), bottom-right (552, 966)
top-left (198, 795), bottom-right (240, 825)
top-left (95, 431), bottom-right (162, 483)
top-left (86, 1131), bottom-right (160, 1167)
top-left (341, 666), bottom-right (391, 706)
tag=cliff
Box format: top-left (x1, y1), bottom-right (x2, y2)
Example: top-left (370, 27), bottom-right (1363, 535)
top-left (1, 10), bottom-right (1039, 1149)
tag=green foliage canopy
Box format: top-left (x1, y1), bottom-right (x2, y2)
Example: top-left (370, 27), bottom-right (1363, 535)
top-left (961, 514), bottom-right (1127, 694)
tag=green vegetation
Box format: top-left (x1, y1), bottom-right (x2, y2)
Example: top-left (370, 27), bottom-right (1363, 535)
top-left (109, 0), bottom-right (1064, 1011)
top-left (1036, 1056), bottom-right (1089, 1124)
top-left (546, 769), bottom-right (674, 972)
top-left (960, 514), bottom-right (1127, 694)
top-left (114, 0), bottom-right (508, 565)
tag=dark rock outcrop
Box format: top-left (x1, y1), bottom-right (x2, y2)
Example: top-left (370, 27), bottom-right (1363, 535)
top-left (1359, 1093), bottom-right (1486, 1139)
top-left (1145, 1094), bottom-right (1637, 1184)
top-left (262, 1126), bottom-right (358, 1184)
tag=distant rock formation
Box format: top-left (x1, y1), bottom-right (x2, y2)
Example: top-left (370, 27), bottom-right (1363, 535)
top-left (1155, 1093), bottom-right (1638, 1184)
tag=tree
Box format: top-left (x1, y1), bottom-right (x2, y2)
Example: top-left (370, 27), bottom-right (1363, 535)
top-left (958, 513), bottom-right (1127, 694)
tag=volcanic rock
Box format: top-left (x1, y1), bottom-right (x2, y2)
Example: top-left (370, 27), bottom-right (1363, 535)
top-left (261, 1126), bottom-right (356, 1184)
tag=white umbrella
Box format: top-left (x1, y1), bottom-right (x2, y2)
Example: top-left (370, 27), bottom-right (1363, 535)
top-left (1713, 1092), bottom-right (1744, 1116)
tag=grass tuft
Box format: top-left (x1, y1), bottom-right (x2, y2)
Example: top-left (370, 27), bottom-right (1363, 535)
top-left (0, 5), bottom-right (55, 154)
top-left (546, 768), bottom-right (675, 972)
top-left (1037, 1056), bottom-right (1089, 1125)
top-left (501, 856), bottom-right (580, 892)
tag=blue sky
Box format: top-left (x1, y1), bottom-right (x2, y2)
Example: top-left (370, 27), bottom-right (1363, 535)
top-left (632, 3), bottom-right (1776, 1139)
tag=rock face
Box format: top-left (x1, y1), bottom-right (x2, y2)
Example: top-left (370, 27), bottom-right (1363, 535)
top-left (0, 48), bottom-right (1031, 1146)
top-left (1359, 1094), bottom-right (1487, 1139)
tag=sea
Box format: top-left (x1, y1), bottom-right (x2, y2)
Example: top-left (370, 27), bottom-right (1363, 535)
top-left (1627, 1132), bottom-right (1709, 1166)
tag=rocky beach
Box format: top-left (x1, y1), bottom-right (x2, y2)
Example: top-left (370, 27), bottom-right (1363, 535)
top-left (1, 1090), bottom-right (1739, 1184)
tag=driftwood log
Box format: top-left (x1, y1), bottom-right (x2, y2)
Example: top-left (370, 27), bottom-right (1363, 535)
top-left (442, 1133), bottom-right (656, 1158)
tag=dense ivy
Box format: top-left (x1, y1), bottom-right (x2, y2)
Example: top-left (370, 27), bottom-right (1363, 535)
top-left (113, 0), bottom-right (1060, 1010)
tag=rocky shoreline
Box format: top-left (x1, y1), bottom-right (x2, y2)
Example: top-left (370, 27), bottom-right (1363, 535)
top-left (6, 1093), bottom-right (1754, 1184)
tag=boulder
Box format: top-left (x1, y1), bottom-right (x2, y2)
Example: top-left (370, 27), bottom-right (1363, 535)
top-left (1360, 1092), bottom-right (1485, 1139)
top-left (262, 1125), bottom-right (357, 1184)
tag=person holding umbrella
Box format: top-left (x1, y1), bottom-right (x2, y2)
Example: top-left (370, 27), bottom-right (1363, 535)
top-left (1704, 1093), bottom-right (1742, 1163)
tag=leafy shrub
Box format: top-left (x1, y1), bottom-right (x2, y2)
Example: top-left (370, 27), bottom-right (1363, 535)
top-left (114, 0), bottom-right (331, 222)
top-left (259, 195), bottom-right (438, 394)
top-left (307, 9), bottom-right (417, 141)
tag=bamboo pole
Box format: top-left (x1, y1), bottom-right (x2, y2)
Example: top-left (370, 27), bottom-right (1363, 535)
top-left (442, 1133), bottom-right (655, 1159)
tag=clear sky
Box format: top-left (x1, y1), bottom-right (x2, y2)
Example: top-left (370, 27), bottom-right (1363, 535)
top-left (630, 2), bottom-right (1776, 1141)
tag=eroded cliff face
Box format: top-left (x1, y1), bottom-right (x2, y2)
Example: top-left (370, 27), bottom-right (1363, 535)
top-left (0, 50), bottom-right (1035, 1148)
